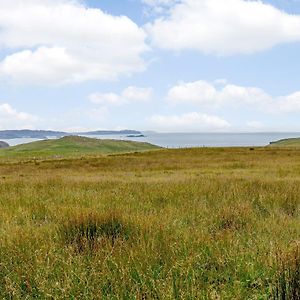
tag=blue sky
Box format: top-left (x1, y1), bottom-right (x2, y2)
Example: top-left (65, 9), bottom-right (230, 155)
top-left (0, 0), bottom-right (300, 132)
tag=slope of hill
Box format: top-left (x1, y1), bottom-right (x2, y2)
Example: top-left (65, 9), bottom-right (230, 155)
top-left (269, 137), bottom-right (300, 147)
top-left (0, 136), bottom-right (160, 159)
top-left (0, 141), bottom-right (9, 148)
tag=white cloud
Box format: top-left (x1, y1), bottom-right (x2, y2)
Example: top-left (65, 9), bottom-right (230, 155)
top-left (168, 80), bottom-right (220, 106)
top-left (167, 80), bottom-right (300, 113)
top-left (89, 86), bottom-right (152, 106)
top-left (0, 103), bottom-right (39, 129)
top-left (0, 47), bottom-right (80, 85)
top-left (146, 0), bottom-right (300, 55)
top-left (276, 91), bottom-right (300, 113)
top-left (121, 86), bottom-right (153, 102)
top-left (0, 0), bottom-right (148, 85)
top-left (149, 112), bottom-right (230, 132)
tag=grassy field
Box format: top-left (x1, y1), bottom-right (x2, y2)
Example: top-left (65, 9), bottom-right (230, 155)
top-left (0, 144), bottom-right (299, 299)
top-left (0, 136), bottom-right (160, 160)
top-left (269, 138), bottom-right (300, 148)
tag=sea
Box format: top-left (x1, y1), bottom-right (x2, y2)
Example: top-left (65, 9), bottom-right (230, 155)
top-left (2, 132), bottom-right (300, 148)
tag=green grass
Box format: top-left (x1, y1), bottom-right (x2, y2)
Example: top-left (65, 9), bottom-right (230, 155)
top-left (0, 146), bottom-right (299, 298)
top-left (269, 137), bottom-right (300, 147)
top-left (0, 136), bottom-right (160, 159)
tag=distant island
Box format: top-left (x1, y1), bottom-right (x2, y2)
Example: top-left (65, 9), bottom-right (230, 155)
top-left (126, 134), bottom-right (145, 138)
top-left (0, 129), bottom-right (142, 139)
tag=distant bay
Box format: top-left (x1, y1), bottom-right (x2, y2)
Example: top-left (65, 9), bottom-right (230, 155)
top-left (2, 132), bottom-right (300, 148)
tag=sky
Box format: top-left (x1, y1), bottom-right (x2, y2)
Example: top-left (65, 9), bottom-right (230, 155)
top-left (1, 0), bottom-right (300, 133)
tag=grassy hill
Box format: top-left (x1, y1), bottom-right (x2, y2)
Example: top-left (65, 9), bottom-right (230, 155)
top-left (269, 137), bottom-right (300, 147)
top-left (0, 141), bottom-right (9, 148)
top-left (0, 136), bottom-right (160, 159)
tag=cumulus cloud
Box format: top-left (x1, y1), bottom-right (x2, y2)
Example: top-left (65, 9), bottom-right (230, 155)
top-left (276, 91), bottom-right (300, 113)
top-left (146, 0), bottom-right (300, 55)
top-left (89, 86), bottom-right (153, 106)
top-left (148, 112), bottom-right (230, 132)
top-left (0, 0), bottom-right (148, 85)
top-left (167, 80), bottom-right (300, 113)
top-left (0, 103), bottom-right (39, 129)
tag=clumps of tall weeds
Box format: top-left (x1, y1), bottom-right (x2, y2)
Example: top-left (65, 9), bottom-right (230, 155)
top-left (272, 245), bottom-right (300, 299)
top-left (60, 211), bottom-right (137, 253)
top-left (211, 204), bottom-right (251, 233)
top-left (280, 196), bottom-right (299, 218)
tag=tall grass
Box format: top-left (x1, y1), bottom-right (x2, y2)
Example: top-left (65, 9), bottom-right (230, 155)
top-left (0, 147), bottom-right (299, 298)
top-left (272, 245), bottom-right (300, 299)
top-left (60, 212), bottom-right (136, 253)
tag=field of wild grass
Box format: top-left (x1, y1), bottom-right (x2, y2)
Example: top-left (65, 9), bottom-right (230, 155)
top-left (0, 147), bottom-right (299, 299)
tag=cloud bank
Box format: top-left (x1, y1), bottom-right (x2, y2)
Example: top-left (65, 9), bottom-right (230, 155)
top-left (0, 0), bottom-right (148, 85)
top-left (0, 103), bottom-right (38, 129)
top-left (167, 80), bottom-right (300, 113)
top-left (146, 0), bottom-right (300, 55)
top-left (89, 86), bottom-right (153, 106)
top-left (149, 112), bottom-right (230, 132)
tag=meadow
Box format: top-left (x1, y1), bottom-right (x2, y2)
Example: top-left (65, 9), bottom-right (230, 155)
top-left (0, 141), bottom-right (299, 299)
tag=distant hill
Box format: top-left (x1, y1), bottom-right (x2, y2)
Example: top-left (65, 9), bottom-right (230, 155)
top-left (0, 129), bottom-right (142, 139)
top-left (0, 141), bottom-right (9, 148)
top-left (0, 130), bottom-right (66, 139)
top-left (269, 138), bottom-right (300, 147)
top-left (0, 136), bottom-right (160, 159)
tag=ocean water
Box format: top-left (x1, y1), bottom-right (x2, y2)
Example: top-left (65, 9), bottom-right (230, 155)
top-left (2, 132), bottom-right (300, 148)
top-left (1, 136), bottom-right (57, 147)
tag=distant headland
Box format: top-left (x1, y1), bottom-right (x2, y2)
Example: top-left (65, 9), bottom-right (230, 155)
top-left (0, 129), bottom-right (142, 140)
top-left (0, 141), bottom-right (9, 148)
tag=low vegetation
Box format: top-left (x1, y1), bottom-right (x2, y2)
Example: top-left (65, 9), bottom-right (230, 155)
top-left (0, 144), bottom-right (299, 298)
top-left (0, 136), bottom-right (160, 160)
top-left (60, 212), bottom-right (136, 253)
top-left (0, 141), bottom-right (9, 149)
top-left (269, 137), bottom-right (300, 148)
top-left (273, 245), bottom-right (300, 299)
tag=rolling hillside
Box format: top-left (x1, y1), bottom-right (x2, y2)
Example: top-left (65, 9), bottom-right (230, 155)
top-left (0, 141), bottom-right (9, 148)
top-left (0, 136), bottom-right (160, 159)
top-left (269, 137), bottom-right (300, 147)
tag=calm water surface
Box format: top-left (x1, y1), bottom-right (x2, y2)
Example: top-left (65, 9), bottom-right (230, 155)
top-left (3, 132), bottom-right (300, 148)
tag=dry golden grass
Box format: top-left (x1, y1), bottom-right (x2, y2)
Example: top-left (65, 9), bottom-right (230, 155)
top-left (0, 147), bottom-right (299, 298)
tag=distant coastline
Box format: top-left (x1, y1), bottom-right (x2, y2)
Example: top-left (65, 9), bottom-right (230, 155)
top-left (0, 129), bottom-right (142, 140)
top-left (1, 132), bottom-right (300, 148)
